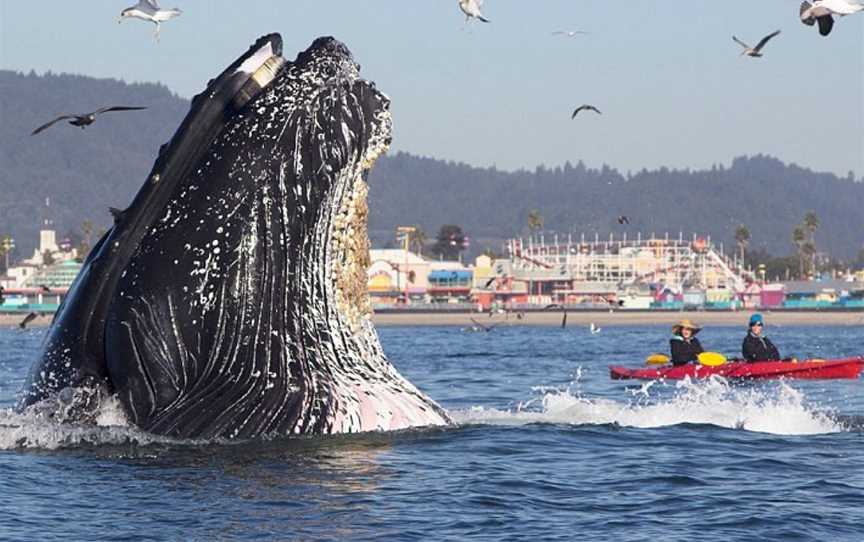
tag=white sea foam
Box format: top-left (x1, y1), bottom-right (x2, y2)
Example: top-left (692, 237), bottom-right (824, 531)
top-left (0, 396), bottom-right (169, 451)
top-left (452, 377), bottom-right (844, 436)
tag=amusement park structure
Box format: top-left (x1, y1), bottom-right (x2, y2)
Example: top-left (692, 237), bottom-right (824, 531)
top-left (497, 232), bottom-right (749, 301)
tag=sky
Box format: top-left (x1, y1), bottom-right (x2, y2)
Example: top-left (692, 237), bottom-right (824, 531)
top-left (1, 0), bottom-right (862, 177)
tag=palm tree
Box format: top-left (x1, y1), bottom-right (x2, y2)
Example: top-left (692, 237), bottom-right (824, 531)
top-left (0, 235), bottom-right (13, 272)
top-left (803, 211), bottom-right (819, 239)
top-left (734, 224), bottom-right (750, 265)
top-left (792, 225), bottom-right (807, 278)
top-left (527, 210), bottom-right (544, 234)
top-left (803, 211), bottom-right (819, 274)
top-left (801, 241), bottom-right (817, 277)
top-left (77, 219), bottom-right (95, 262)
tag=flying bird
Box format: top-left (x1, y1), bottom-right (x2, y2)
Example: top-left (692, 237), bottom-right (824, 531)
top-left (467, 318), bottom-right (501, 332)
top-left (119, 0), bottom-right (183, 41)
top-left (544, 304), bottom-right (568, 329)
top-left (732, 30), bottom-right (781, 57)
top-left (589, 322), bottom-right (602, 335)
top-left (800, 0), bottom-right (863, 36)
top-left (459, 0), bottom-right (490, 23)
top-left (572, 105), bottom-right (601, 118)
top-left (31, 106), bottom-right (147, 135)
top-left (19, 312), bottom-right (38, 330)
top-left (38, 284), bottom-right (51, 293)
top-left (552, 30), bottom-right (589, 37)
top-left (617, 216), bottom-right (630, 225)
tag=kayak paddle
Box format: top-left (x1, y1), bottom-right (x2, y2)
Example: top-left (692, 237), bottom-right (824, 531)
top-left (645, 353), bottom-right (670, 365)
top-left (698, 352), bottom-right (727, 367)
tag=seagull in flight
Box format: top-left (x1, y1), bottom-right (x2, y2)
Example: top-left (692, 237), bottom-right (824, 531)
top-left (31, 106), bottom-right (147, 135)
top-left (119, 0), bottom-right (182, 42)
top-left (19, 312), bottom-right (38, 330)
top-left (466, 318), bottom-right (501, 332)
top-left (732, 30), bottom-right (781, 57)
top-left (459, 0), bottom-right (490, 23)
top-left (552, 30), bottom-right (589, 37)
top-left (617, 215), bottom-right (630, 225)
top-left (571, 105), bottom-right (601, 118)
top-left (800, 0), bottom-right (864, 36)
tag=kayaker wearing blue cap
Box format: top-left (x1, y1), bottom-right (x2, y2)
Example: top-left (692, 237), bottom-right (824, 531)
top-left (742, 313), bottom-right (780, 362)
top-left (670, 319), bottom-right (704, 366)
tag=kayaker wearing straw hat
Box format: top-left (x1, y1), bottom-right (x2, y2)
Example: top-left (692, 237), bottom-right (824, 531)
top-left (670, 319), bottom-right (704, 366)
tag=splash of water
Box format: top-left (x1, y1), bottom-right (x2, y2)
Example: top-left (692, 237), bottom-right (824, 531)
top-left (453, 377), bottom-right (845, 436)
top-left (0, 395), bottom-right (170, 450)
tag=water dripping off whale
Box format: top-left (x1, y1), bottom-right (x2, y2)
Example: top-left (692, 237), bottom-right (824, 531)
top-left (17, 34), bottom-right (451, 439)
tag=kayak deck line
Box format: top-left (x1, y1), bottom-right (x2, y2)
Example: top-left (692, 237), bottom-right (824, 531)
top-left (609, 357), bottom-right (864, 380)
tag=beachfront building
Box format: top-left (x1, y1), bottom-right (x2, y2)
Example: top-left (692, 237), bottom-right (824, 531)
top-left (0, 221), bottom-right (81, 313)
top-left (475, 232), bottom-right (748, 308)
top-left (782, 280), bottom-right (864, 309)
top-left (368, 249), bottom-right (431, 304)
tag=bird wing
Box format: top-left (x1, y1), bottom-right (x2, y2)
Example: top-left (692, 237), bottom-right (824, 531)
top-left (588, 105), bottom-right (602, 114)
top-left (732, 36), bottom-right (751, 49)
top-left (800, 1), bottom-right (816, 23)
top-left (817, 14), bottom-right (834, 35)
top-left (143, 0), bottom-right (161, 10)
top-left (93, 106), bottom-right (148, 116)
top-left (754, 30), bottom-right (781, 52)
top-left (571, 106), bottom-right (586, 118)
top-left (31, 115), bottom-right (76, 135)
top-left (469, 317), bottom-right (490, 331)
top-left (19, 312), bottom-right (37, 328)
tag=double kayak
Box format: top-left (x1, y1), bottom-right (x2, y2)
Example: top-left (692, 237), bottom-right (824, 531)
top-left (610, 357), bottom-right (864, 380)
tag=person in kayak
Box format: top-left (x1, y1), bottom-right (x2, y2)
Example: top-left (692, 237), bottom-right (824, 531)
top-left (742, 313), bottom-right (780, 362)
top-left (670, 319), bottom-right (704, 366)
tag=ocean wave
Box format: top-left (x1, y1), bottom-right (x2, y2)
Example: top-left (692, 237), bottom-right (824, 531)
top-left (451, 377), bottom-right (846, 436)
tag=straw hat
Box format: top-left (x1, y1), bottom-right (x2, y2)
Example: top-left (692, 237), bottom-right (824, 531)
top-left (672, 319), bottom-right (701, 334)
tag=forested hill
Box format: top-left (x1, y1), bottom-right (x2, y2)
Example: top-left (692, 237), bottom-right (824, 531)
top-left (1, 70), bottom-right (862, 261)
top-left (370, 152), bottom-right (863, 260)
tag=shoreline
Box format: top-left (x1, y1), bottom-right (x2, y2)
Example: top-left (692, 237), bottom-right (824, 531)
top-left (3, 311), bottom-right (862, 328)
top-left (371, 310), bottom-right (864, 327)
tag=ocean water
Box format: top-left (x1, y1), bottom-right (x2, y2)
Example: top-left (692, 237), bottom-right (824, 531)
top-left (1, 323), bottom-right (862, 541)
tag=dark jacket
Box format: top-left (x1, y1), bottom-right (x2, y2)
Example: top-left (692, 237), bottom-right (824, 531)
top-left (742, 333), bottom-right (780, 362)
top-left (670, 336), bottom-right (704, 366)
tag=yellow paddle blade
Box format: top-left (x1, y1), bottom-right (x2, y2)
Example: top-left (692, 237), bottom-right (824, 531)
top-left (698, 352), bottom-right (727, 367)
top-left (646, 353), bottom-right (671, 366)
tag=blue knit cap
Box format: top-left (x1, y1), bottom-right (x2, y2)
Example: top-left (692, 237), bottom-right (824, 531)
top-left (749, 313), bottom-right (764, 327)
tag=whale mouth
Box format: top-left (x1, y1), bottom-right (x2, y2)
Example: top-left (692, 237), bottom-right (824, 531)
top-left (19, 34), bottom-right (445, 439)
top-left (329, 104), bottom-right (392, 329)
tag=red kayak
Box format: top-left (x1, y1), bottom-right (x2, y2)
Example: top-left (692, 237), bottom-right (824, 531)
top-left (610, 357), bottom-right (864, 380)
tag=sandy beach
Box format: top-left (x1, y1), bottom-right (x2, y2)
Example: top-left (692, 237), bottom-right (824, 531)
top-left (2, 310), bottom-right (862, 329)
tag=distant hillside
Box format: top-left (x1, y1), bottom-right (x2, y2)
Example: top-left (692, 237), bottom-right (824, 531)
top-left (368, 153), bottom-right (864, 261)
top-left (1, 70), bottom-right (862, 261)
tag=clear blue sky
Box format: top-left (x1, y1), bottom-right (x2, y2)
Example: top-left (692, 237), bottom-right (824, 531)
top-left (1, 0), bottom-right (862, 176)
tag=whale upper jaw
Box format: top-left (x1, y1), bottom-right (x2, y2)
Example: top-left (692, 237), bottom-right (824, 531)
top-left (18, 35), bottom-right (450, 439)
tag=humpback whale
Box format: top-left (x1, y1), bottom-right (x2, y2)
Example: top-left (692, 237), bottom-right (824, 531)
top-left (17, 34), bottom-right (451, 439)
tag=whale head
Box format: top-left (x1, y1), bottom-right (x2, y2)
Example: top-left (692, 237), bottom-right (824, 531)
top-left (18, 35), bottom-right (450, 439)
